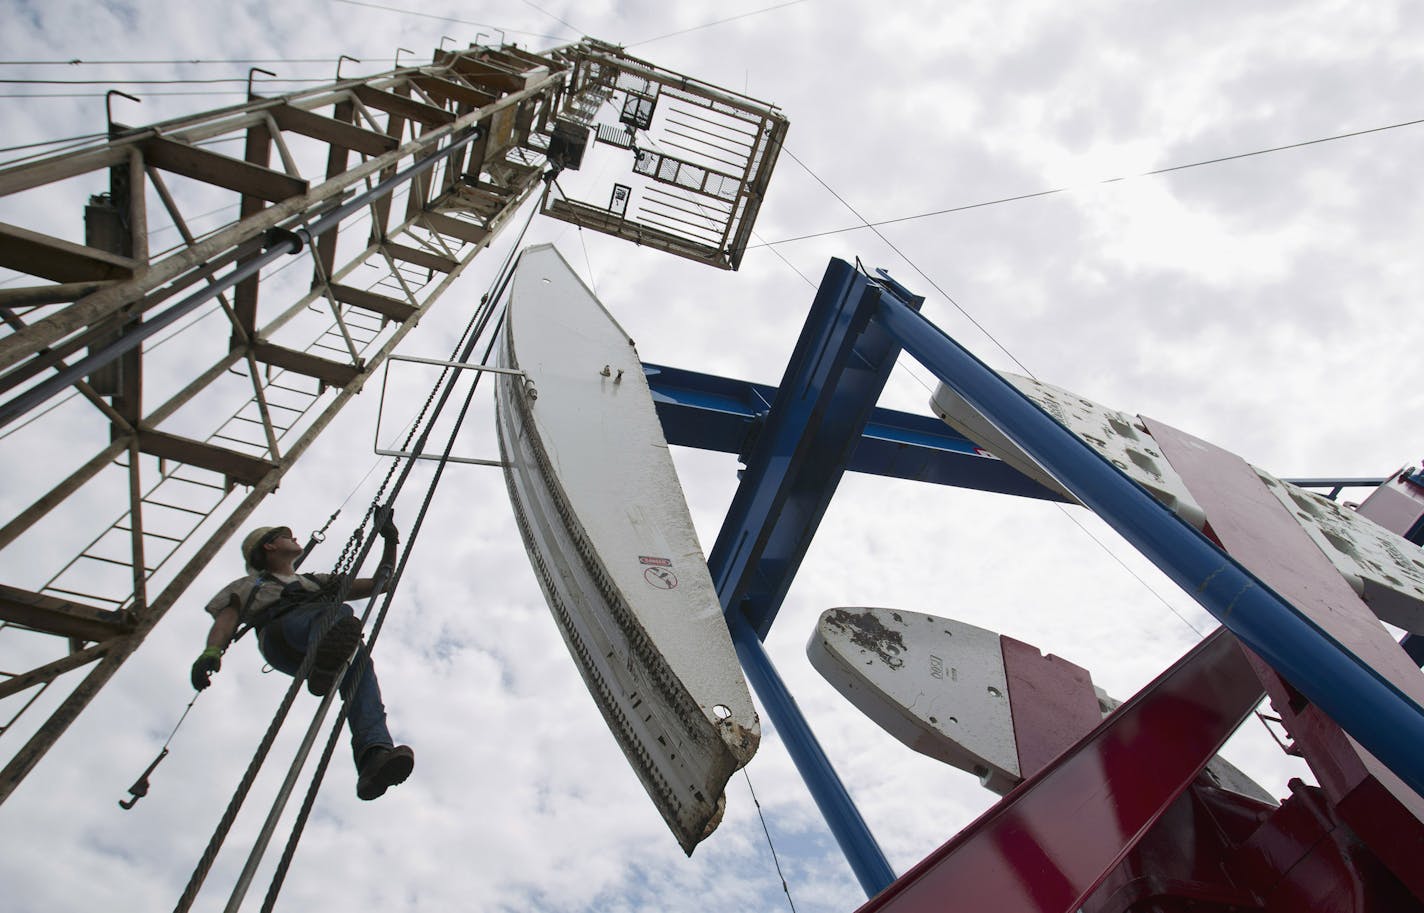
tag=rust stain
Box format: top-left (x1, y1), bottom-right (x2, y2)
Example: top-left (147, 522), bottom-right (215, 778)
top-left (719, 716), bottom-right (761, 765)
top-left (824, 608), bottom-right (907, 669)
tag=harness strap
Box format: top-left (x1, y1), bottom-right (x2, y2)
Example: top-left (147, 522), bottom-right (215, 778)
top-left (231, 574), bottom-right (331, 643)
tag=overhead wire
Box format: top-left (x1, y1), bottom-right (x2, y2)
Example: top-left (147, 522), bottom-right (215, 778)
top-left (0, 130), bottom-right (106, 154)
top-left (783, 147), bottom-right (1034, 376)
top-left (0, 56), bottom-right (386, 66)
top-left (784, 149), bottom-right (1206, 638)
top-left (628, 0), bottom-right (813, 47)
top-left (0, 91), bottom-right (270, 98)
top-left (0, 129), bottom-right (127, 166)
top-left (0, 76), bottom-right (331, 85)
top-left (757, 114), bottom-right (1424, 248)
top-left (328, 0), bottom-right (570, 40)
top-left (634, 129), bottom-right (939, 401)
top-left (518, 0), bottom-right (585, 37)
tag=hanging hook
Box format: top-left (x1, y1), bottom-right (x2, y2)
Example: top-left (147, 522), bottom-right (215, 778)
top-left (247, 67), bottom-right (276, 99)
top-left (117, 691), bottom-right (199, 809)
top-left (394, 47), bottom-right (415, 68)
top-left (118, 747), bottom-right (169, 809)
top-left (336, 55), bottom-right (361, 81)
top-left (105, 89), bottom-right (141, 136)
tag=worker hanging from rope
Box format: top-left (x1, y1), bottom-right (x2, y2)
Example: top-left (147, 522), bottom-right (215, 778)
top-left (190, 519), bottom-right (415, 801)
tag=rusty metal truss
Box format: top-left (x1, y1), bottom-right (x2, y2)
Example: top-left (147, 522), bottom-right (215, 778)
top-left (0, 37), bottom-right (674, 804)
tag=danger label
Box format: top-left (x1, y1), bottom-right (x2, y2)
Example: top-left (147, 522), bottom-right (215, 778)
top-left (639, 556), bottom-right (672, 567)
top-left (644, 567), bottom-right (678, 590)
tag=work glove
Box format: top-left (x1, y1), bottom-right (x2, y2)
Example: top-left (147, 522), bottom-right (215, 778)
top-left (379, 510), bottom-right (399, 542)
top-left (191, 647), bottom-right (222, 691)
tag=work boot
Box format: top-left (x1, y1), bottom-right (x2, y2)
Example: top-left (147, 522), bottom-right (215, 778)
top-left (306, 614), bottom-right (363, 697)
top-left (356, 744), bottom-right (415, 801)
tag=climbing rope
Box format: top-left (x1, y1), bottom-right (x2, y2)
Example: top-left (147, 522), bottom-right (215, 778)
top-left (326, 193), bottom-right (541, 589)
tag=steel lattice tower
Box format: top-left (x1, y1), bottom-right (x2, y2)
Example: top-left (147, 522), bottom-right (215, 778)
top-left (0, 38), bottom-right (787, 804)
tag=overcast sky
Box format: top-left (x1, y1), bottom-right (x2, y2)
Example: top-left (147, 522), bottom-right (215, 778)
top-left (3, 1), bottom-right (1424, 911)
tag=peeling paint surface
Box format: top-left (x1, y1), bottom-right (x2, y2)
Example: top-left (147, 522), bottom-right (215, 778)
top-left (1257, 468), bottom-right (1424, 633)
top-left (930, 374), bottom-right (1208, 530)
top-left (808, 607), bottom-right (1020, 792)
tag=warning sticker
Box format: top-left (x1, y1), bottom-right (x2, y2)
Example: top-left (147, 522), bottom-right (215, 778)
top-left (644, 567), bottom-right (678, 590)
top-left (639, 556), bottom-right (672, 567)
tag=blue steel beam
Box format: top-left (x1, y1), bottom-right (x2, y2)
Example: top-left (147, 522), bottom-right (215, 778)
top-left (644, 363), bottom-right (1065, 501)
top-left (870, 282), bottom-right (1424, 801)
top-left (707, 258), bottom-right (924, 639)
top-left (727, 609), bottom-right (896, 898)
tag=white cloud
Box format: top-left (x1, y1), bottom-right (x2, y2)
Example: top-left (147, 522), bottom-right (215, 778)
top-left (3, 1), bottom-right (1423, 911)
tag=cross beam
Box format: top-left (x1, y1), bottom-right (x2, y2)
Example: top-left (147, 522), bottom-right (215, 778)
top-left (646, 362), bottom-right (1065, 500)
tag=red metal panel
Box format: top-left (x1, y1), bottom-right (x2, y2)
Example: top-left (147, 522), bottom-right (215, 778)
top-left (1144, 417), bottom-right (1424, 897)
top-left (1001, 636), bottom-right (1101, 779)
top-left (1142, 418), bottom-right (1424, 710)
top-left (856, 629), bottom-right (1261, 913)
top-left (1355, 471), bottom-right (1424, 538)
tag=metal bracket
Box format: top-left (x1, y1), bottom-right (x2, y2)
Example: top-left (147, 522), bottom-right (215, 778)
top-left (373, 353), bottom-right (524, 467)
top-left (105, 90), bottom-right (141, 136)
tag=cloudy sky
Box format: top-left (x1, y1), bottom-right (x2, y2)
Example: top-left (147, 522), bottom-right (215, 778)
top-left (3, 1), bottom-right (1424, 911)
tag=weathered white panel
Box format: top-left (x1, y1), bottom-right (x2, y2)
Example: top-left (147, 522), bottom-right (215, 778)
top-left (495, 244), bottom-right (758, 853)
top-left (930, 375), bottom-right (1207, 530)
top-left (1256, 469), bottom-right (1424, 634)
top-left (807, 607), bottom-right (1020, 794)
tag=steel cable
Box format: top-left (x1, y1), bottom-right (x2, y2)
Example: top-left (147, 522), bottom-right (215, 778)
top-left (172, 606), bottom-right (347, 913)
top-left (257, 226), bottom-right (531, 912)
top-left (173, 181), bottom-right (538, 913)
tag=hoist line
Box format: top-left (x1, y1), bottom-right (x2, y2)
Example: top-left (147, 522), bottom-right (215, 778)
top-left (260, 303), bottom-right (515, 911)
top-left (257, 243), bottom-right (528, 913)
top-left (172, 190), bottom-right (537, 913)
top-left (203, 201), bottom-right (536, 910)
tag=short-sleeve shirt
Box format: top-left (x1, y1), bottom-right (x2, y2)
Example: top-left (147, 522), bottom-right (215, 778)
top-left (205, 573), bottom-right (337, 625)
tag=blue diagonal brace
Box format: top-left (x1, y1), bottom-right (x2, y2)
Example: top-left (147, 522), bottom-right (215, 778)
top-left (708, 258), bottom-right (923, 639)
top-left (870, 278), bottom-right (1424, 802)
top-left (706, 257), bottom-right (907, 898)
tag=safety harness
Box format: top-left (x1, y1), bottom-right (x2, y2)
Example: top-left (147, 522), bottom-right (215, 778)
top-left (231, 573), bottom-right (342, 643)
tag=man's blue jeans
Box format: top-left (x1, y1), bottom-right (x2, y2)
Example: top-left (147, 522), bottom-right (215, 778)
top-left (257, 601), bottom-right (393, 762)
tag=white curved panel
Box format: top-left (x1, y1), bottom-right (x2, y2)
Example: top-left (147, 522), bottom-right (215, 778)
top-left (495, 244), bottom-right (758, 854)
